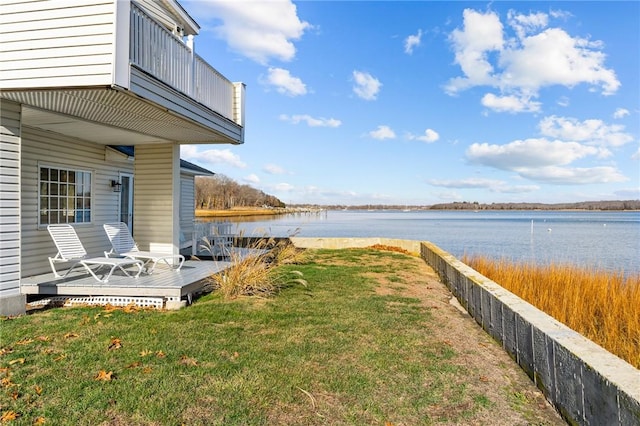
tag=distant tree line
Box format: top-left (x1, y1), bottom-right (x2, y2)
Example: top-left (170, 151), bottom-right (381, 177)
top-left (195, 175), bottom-right (284, 210)
top-left (429, 200), bottom-right (640, 210)
top-left (291, 200), bottom-right (640, 211)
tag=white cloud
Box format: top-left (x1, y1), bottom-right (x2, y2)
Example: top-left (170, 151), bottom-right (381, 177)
top-left (264, 67), bottom-right (307, 96)
top-left (274, 182), bottom-right (295, 192)
top-left (194, 0), bottom-right (310, 64)
top-left (466, 138), bottom-right (598, 169)
top-left (517, 166), bottom-right (627, 184)
top-left (500, 28), bottom-right (620, 95)
top-left (465, 138), bottom-right (630, 185)
top-left (481, 93), bottom-right (541, 113)
top-left (539, 116), bottom-right (634, 148)
top-left (243, 174), bottom-right (260, 184)
top-left (404, 29), bottom-right (422, 54)
top-left (428, 177), bottom-right (539, 193)
top-left (613, 108), bottom-right (630, 119)
top-left (369, 125), bottom-right (396, 140)
top-left (352, 70), bottom-right (382, 100)
top-left (429, 177), bottom-right (504, 188)
top-left (180, 146), bottom-right (246, 168)
top-left (507, 10), bottom-right (548, 39)
top-left (279, 114), bottom-right (341, 127)
top-left (632, 146), bottom-right (640, 161)
top-left (407, 128), bottom-right (439, 143)
top-left (446, 9), bottom-right (504, 93)
top-left (446, 8), bottom-right (620, 108)
top-left (263, 164), bottom-right (286, 174)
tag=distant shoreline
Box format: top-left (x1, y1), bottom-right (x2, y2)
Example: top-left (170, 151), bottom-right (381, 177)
top-left (196, 205), bottom-right (639, 218)
top-left (195, 207), bottom-right (321, 217)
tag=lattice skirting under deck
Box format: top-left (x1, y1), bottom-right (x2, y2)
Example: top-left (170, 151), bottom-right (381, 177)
top-left (27, 295), bottom-right (165, 309)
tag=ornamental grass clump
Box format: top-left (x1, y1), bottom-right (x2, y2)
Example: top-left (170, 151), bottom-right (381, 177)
top-left (463, 255), bottom-right (640, 368)
top-left (211, 236), bottom-right (307, 300)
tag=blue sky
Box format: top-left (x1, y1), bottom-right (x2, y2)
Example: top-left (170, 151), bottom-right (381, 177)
top-left (180, 1), bottom-right (640, 206)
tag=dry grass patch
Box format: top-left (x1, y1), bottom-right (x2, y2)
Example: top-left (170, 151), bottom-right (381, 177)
top-left (464, 255), bottom-right (640, 368)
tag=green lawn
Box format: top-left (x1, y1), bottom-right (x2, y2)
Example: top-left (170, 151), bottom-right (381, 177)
top-left (0, 248), bottom-right (560, 425)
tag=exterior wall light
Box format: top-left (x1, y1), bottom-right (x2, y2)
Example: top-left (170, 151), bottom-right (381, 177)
top-left (111, 180), bottom-right (122, 192)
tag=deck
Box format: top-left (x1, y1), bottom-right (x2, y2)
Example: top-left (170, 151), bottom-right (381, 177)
top-left (21, 248), bottom-right (261, 309)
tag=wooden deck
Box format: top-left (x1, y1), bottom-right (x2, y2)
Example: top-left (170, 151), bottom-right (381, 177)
top-left (21, 248), bottom-right (261, 309)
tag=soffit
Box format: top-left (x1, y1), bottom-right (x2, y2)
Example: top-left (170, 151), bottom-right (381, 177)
top-left (2, 88), bottom-right (236, 145)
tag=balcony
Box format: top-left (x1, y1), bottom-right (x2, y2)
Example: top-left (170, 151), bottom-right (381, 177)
top-left (0, 0), bottom-right (244, 146)
top-left (130, 4), bottom-right (239, 124)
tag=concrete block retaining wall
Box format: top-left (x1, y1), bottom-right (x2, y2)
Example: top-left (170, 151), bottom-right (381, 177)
top-left (290, 237), bottom-right (640, 425)
top-left (420, 241), bottom-right (640, 426)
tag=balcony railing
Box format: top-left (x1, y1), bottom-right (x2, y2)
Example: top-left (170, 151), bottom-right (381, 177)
top-left (129, 4), bottom-right (235, 122)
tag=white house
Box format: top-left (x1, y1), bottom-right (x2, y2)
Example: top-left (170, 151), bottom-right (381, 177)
top-left (0, 0), bottom-right (245, 315)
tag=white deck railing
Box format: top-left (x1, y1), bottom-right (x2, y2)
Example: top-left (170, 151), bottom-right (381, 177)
top-left (129, 4), bottom-right (235, 122)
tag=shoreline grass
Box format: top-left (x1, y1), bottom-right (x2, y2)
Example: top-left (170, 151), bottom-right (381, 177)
top-left (463, 255), bottom-right (640, 368)
top-left (0, 249), bottom-right (562, 425)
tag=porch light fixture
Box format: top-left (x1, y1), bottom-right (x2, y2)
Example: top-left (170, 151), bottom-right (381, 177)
top-left (111, 180), bottom-right (122, 193)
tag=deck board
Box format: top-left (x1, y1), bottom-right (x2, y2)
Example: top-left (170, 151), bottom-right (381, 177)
top-left (21, 248), bottom-right (263, 302)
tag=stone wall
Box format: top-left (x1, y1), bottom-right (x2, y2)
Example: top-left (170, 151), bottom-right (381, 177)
top-left (420, 241), bottom-right (640, 426)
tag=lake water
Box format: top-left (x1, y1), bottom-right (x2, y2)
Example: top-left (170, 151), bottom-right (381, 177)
top-left (210, 210), bottom-right (640, 274)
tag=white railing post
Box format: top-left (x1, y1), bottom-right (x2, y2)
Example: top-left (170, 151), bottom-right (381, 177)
top-left (186, 35), bottom-right (195, 98)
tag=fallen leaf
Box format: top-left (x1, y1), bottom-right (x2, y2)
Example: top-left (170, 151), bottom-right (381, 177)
top-left (142, 367), bottom-right (153, 374)
top-left (108, 338), bottom-right (122, 350)
top-left (155, 351), bottom-right (166, 358)
top-left (53, 354), bottom-right (66, 361)
top-left (11, 391), bottom-right (19, 400)
top-left (15, 338), bottom-right (33, 345)
top-left (0, 367), bottom-right (9, 376)
top-left (1, 377), bottom-right (13, 388)
top-left (179, 355), bottom-right (198, 367)
top-left (36, 336), bottom-right (49, 342)
top-left (64, 333), bottom-right (78, 339)
top-left (33, 417), bottom-right (46, 425)
top-left (123, 303), bottom-right (139, 313)
top-left (126, 362), bottom-right (141, 369)
top-left (0, 348), bottom-right (13, 356)
top-left (9, 359), bottom-right (24, 365)
top-left (140, 350), bottom-right (152, 357)
top-left (34, 385), bottom-right (43, 395)
top-left (94, 370), bottom-right (114, 381)
top-left (0, 410), bottom-right (19, 422)
top-left (103, 304), bottom-right (117, 312)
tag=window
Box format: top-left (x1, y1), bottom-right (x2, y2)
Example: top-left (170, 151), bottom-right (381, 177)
top-left (39, 166), bottom-right (92, 225)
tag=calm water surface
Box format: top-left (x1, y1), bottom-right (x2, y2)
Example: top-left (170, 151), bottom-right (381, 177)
top-left (212, 210), bottom-right (639, 274)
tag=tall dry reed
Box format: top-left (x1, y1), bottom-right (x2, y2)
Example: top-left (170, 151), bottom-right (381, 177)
top-left (463, 256), bottom-right (640, 369)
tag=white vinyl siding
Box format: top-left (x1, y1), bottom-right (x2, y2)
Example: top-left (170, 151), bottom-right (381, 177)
top-left (133, 144), bottom-right (180, 253)
top-left (20, 128), bottom-right (133, 277)
top-left (0, 100), bottom-right (22, 297)
top-left (0, 1), bottom-right (116, 89)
